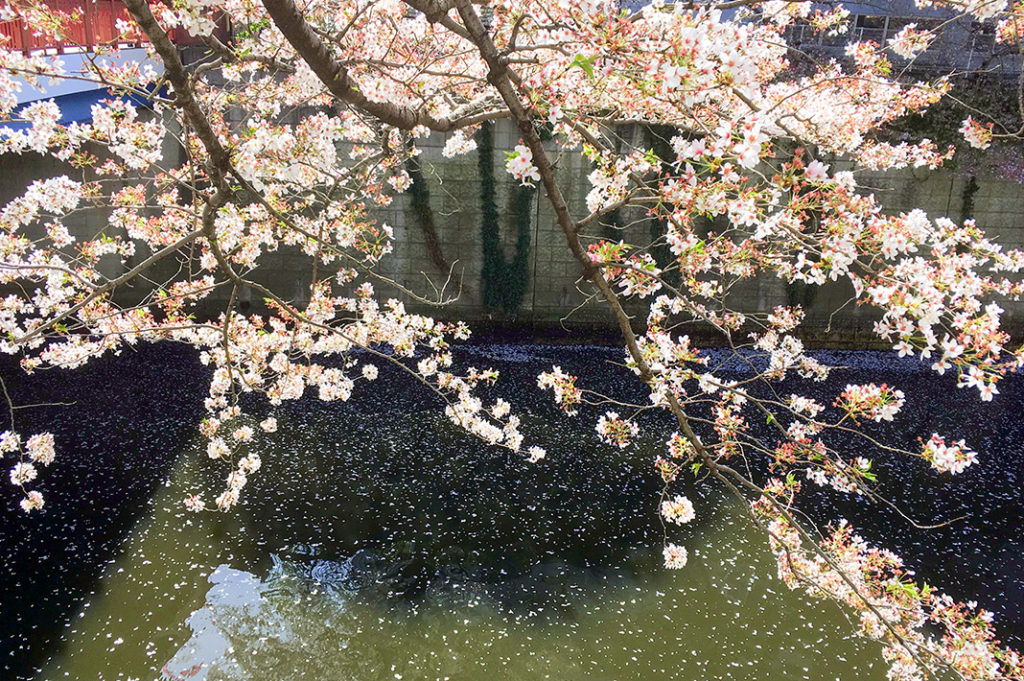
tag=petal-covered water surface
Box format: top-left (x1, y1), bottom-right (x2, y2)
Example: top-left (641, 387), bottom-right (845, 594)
top-left (0, 343), bottom-right (1020, 681)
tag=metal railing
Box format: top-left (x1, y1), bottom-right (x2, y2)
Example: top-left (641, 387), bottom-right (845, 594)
top-left (0, 0), bottom-right (216, 54)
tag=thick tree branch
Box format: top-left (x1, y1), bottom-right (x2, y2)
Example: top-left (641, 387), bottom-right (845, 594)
top-left (261, 0), bottom-right (486, 132)
top-left (122, 0), bottom-right (232, 173)
top-left (450, 0), bottom-right (714, 461)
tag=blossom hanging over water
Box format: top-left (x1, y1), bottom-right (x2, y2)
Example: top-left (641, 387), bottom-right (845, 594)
top-left (183, 494), bottom-right (205, 512)
top-left (26, 433), bottom-right (55, 466)
top-left (921, 434), bottom-right (978, 475)
top-left (661, 495), bottom-right (696, 525)
top-left (663, 543), bottom-right (688, 569)
top-left (9, 461), bottom-right (36, 485)
top-left (596, 411), bottom-right (639, 449)
top-left (19, 490), bottom-right (43, 513)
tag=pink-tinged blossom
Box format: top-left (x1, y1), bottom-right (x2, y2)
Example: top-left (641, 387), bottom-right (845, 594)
top-left (921, 434), bottom-right (978, 475)
top-left (804, 160), bottom-right (830, 182)
top-left (183, 494), bottom-right (205, 512)
top-left (788, 394), bottom-right (824, 417)
top-left (595, 411), bottom-right (639, 448)
top-left (661, 495), bottom-right (696, 524)
top-left (505, 144), bottom-right (540, 185)
top-left (888, 24), bottom-right (934, 58)
top-left (206, 438), bottom-right (228, 460)
top-left (0, 430), bottom-right (20, 453)
top-left (215, 488), bottom-right (239, 511)
top-left (837, 383), bottom-right (905, 422)
top-left (9, 461), bottom-right (36, 485)
top-left (25, 433), bottom-right (55, 466)
top-left (997, 7), bottom-right (1024, 43)
top-left (916, 0), bottom-right (1008, 22)
top-left (667, 432), bottom-right (696, 460)
top-left (538, 367), bottom-right (582, 415)
top-left (663, 543), bottom-right (688, 569)
top-left (387, 172), bottom-right (411, 193)
top-left (960, 117), bottom-right (994, 150)
top-left (442, 130), bottom-right (477, 158)
top-left (768, 306), bottom-right (805, 332)
top-left (19, 490), bottom-right (44, 512)
top-left (1, 3), bottom-right (1023, 676)
top-left (226, 470), bottom-right (248, 490)
top-left (238, 454), bottom-right (261, 474)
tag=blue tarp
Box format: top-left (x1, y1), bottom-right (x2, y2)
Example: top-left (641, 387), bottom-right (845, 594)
top-left (2, 87), bottom-right (156, 131)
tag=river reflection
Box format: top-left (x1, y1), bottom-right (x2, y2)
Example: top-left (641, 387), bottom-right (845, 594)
top-left (10, 344), bottom-right (1024, 680)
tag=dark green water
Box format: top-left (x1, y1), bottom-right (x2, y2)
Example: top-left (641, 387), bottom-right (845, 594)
top-left (37, 408), bottom-right (875, 681)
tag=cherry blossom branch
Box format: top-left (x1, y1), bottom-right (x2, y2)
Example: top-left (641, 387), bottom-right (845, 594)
top-left (261, 0), bottom-right (487, 132)
top-left (710, 461), bottom-right (957, 681)
top-left (12, 228), bottom-right (204, 345)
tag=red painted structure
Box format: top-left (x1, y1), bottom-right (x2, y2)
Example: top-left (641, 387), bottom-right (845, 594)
top-left (0, 0), bottom-right (218, 54)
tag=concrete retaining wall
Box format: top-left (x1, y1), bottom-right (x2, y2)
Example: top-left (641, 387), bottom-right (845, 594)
top-left (2, 118), bottom-right (1022, 343)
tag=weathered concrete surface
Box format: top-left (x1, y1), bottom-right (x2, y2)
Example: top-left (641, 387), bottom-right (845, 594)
top-left (2, 118), bottom-right (1022, 344)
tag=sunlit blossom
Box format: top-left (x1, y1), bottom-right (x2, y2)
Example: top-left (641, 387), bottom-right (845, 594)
top-left (663, 543), bottom-right (688, 569)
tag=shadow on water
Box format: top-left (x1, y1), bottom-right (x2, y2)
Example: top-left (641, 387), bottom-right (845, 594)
top-left (0, 342), bottom-right (1020, 680)
top-left (0, 345), bottom-right (209, 680)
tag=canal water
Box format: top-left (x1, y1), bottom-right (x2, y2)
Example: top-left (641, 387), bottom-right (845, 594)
top-left (1, 343), bottom-right (1021, 680)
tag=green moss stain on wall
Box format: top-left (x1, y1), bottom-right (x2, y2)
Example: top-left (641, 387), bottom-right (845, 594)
top-left (477, 122), bottom-right (534, 316)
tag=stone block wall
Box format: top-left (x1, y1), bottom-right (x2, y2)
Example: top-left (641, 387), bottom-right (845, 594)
top-left (365, 123), bottom-right (1024, 343)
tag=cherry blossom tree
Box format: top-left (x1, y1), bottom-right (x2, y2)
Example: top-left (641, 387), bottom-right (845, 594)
top-left (2, 0), bottom-right (1024, 678)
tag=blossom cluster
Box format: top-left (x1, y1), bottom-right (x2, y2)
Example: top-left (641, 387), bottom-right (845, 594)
top-left (595, 411), bottom-right (639, 449)
top-left (662, 543), bottom-right (688, 569)
top-left (836, 383), bottom-right (906, 423)
top-left (537, 366), bottom-right (583, 415)
top-left (2, 429), bottom-right (56, 512)
top-left (920, 433), bottom-right (979, 475)
top-left (753, 498), bottom-right (1021, 681)
top-left (588, 241), bottom-right (663, 298)
top-left (506, 144), bottom-right (540, 185)
top-left (660, 495), bottom-right (695, 525)
top-left (888, 24), bottom-right (934, 59)
top-left (996, 3), bottom-right (1024, 43)
top-left (960, 116), bottom-right (995, 150)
